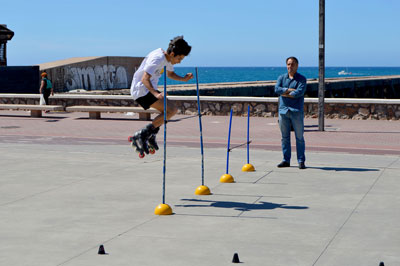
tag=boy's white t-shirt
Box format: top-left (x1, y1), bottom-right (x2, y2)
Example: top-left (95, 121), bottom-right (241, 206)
top-left (130, 48), bottom-right (174, 100)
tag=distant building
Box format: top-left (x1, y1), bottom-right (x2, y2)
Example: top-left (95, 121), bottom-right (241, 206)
top-left (39, 56), bottom-right (144, 92)
top-left (0, 24), bottom-right (15, 66)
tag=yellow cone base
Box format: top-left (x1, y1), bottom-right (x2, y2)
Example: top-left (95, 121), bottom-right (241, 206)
top-left (154, 204), bottom-right (173, 215)
top-left (242, 163), bottom-right (255, 172)
top-left (195, 185), bottom-right (211, 195)
top-left (220, 173), bottom-right (234, 183)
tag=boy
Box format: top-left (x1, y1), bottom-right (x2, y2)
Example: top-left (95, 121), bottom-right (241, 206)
top-left (130, 36), bottom-right (193, 156)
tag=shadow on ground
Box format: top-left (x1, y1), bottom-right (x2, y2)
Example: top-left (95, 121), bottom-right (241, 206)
top-left (176, 199), bottom-right (308, 212)
top-left (307, 166), bottom-right (380, 172)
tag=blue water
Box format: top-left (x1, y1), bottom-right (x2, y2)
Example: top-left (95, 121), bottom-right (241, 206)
top-left (160, 67), bottom-right (400, 85)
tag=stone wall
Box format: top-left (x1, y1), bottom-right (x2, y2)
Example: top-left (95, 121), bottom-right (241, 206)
top-left (172, 98), bottom-right (400, 120)
top-left (167, 75), bottom-right (400, 99)
top-left (1, 94), bottom-right (399, 120)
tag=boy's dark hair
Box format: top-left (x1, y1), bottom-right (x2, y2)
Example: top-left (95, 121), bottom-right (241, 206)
top-left (286, 56), bottom-right (299, 64)
top-left (167, 36), bottom-right (191, 56)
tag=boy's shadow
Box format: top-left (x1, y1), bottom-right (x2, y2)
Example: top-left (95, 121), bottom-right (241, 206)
top-left (176, 199), bottom-right (308, 212)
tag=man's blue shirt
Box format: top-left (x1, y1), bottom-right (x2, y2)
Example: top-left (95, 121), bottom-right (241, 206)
top-left (274, 72), bottom-right (307, 114)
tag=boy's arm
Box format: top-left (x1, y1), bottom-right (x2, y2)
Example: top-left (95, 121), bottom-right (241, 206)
top-left (141, 72), bottom-right (163, 99)
top-left (167, 71), bottom-right (193, 82)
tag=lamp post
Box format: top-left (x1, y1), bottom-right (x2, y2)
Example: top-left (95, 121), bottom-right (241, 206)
top-left (0, 24), bottom-right (14, 66)
top-left (318, 0), bottom-right (325, 131)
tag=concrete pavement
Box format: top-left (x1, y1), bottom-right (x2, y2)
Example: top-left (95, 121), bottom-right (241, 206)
top-left (0, 110), bottom-right (399, 266)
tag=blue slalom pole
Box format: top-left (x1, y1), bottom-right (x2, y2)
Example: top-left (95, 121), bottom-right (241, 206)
top-left (246, 105), bottom-right (250, 164)
top-left (162, 66), bottom-right (167, 204)
top-left (195, 67), bottom-right (205, 186)
top-left (226, 109), bottom-right (233, 174)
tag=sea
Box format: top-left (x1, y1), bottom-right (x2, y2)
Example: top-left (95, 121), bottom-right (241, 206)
top-left (160, 67), bottom-right (400, 85)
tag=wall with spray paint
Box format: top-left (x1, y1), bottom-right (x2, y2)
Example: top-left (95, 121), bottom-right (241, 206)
top-left (39, 56), bottom-right (144, 92)
top-left (64, 65), bottom-right (128, 91)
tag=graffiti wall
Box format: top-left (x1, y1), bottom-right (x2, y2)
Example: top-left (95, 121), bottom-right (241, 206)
top-left (64, 65), bottom-right (128, 91)
top-left (39, 56), bottom-right (144, 92)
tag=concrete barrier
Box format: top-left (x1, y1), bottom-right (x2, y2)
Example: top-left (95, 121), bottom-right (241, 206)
top-left (0, 94), bottom-right (399, 120)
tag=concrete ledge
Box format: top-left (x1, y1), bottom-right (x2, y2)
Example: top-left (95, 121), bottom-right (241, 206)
top-left (1, 94), bottom-right (400, 120)
top-left (169, 96), bottom-right (400, 104)
top-left (0, 104), bottom-right (64, 111)
top-left (1, 94), bottom-right (400, 105)
top-left (65, 106), bottom-right (159, 120)
top-left (0, 104), bottom-right (65, 117)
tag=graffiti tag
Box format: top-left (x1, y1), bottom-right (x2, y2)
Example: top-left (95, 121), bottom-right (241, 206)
top-left (64, 65), bottom-right (128, 91)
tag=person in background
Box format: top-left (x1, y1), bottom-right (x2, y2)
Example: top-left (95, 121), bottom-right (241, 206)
top-left (274, 56), bottom-right (307, 169)
top-left (39, 72), bottom-right (54, 112)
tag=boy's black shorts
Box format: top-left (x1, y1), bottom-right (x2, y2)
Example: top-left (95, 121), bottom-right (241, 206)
top-left (135, 91), bottom-right (160, 110)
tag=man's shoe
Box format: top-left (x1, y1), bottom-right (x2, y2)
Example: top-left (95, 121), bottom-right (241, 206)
top-left (299, 162), bottom-right (306, 169)
top-left (277, 161), bottom-right (290, 168)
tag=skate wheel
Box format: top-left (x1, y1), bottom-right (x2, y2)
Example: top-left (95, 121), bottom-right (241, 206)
top-left (128, 136), bottom-right (133, 142)
top-left (149, 148), bottom-right (155, 154)
top-left (139, 153), bottom-right (145, 158)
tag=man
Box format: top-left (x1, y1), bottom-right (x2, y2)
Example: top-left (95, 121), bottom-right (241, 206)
top-left (274, 57), bottom-right (307, 169)
top-left (130, 36), bottom-right (193, 156)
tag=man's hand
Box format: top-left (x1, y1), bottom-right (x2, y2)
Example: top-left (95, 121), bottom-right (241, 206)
top-left (282, 88), bottom-right (295, 98)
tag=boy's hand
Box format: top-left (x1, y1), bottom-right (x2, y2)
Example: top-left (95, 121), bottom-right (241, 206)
top-left (155, 91), bottom-right (164, 100)
top-left (183, 73), bottom-right (194, 82)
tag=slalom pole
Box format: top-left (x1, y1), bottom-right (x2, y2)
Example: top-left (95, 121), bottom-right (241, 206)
top-left (242, 105), bottom-right (255, 172)
top-left (220, 109), bottom-right (234, 183)
top-left (162, 66), bottom-right (167, 204)
top-left (226, 109), bottom-right (233, 174)
top-left (154, 66), bottom-right (173, 215)
top-left (247, 105), bottom-right (250, 164)
top-left (196, 68), bottom-right (205, 185)
top-left (194, 68), bottom-right (211, 195)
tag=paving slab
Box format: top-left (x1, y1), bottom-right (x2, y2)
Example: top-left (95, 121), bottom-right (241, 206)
top-left (0, 111), bottom-right (399, 266)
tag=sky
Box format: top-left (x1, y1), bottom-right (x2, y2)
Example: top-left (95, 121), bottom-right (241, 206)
top-left (2, 0), bottom-right (400, 67)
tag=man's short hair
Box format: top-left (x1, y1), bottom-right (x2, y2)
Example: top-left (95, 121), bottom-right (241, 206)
top-left (286, 56), bottom-right (299, 65)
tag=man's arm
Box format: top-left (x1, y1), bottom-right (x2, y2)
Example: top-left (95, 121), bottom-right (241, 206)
top-left (288, 78), bottom-right (307, 98)
top-left (274, 75), bottom-right (290, 96)
top-left (167, 71), bottom-right (193, 82)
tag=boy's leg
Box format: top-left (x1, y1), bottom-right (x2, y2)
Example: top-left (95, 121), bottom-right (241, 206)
top-left (149, 98), bottom-right (178, 128)
top-left (147, 125), bottom-right (160, 150)
top-left (142, 98), bottom-right (176, 150)
top-left (132, 127), bottom-right (151, 154)
top-left (131, 95), bottom-right (177, 154)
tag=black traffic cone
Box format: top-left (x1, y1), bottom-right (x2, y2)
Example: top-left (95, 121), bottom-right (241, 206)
top-left (98, 245), bottom-right (106, 255)
top-left (232, 253), bottom-right (240, 263)
top-left (379, 262), bottom-right (384, 266)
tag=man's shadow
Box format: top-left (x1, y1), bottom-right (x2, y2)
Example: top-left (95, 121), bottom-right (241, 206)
top-left (176, 199), bottom-right (308, 212)
top-left (307, 166), bottom-right (379, 172)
